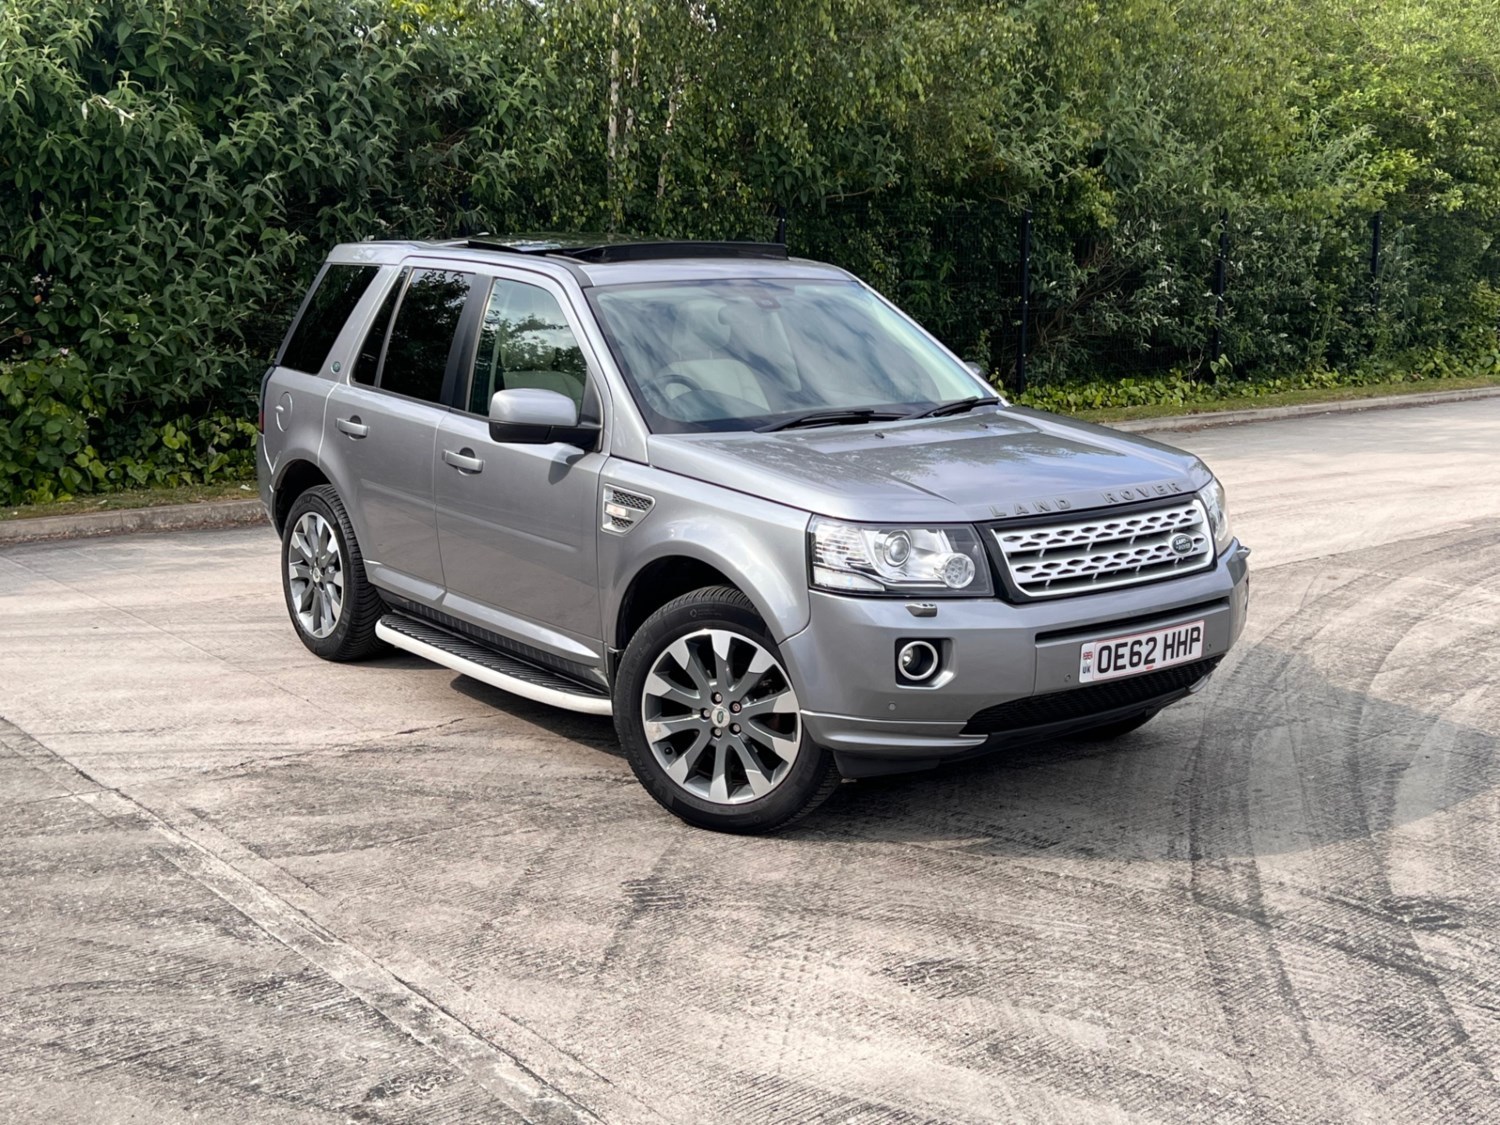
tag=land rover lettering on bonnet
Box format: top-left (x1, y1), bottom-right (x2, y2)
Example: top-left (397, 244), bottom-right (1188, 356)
top-left (258, 236), bottom-right (1250, 832)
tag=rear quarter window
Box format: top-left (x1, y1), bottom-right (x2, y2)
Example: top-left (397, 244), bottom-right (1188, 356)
top-left (279, 264), bottom-right (379, 375)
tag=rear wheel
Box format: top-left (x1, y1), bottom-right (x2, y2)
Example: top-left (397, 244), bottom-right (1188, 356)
top-left (614, 587), bottom-right (838, 833)
top-left (280, 485), bottom-right (386, 662)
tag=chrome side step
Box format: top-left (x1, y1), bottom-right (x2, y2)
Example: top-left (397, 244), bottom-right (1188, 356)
top-left (376, 614), bottom-right (613, 716)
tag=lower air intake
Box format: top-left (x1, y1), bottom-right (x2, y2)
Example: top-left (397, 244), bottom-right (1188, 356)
top-left (962, 657), bottom-right (1222, 736)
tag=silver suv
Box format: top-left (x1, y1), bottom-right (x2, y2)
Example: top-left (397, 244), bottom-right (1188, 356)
top-left (258, 238), bottom-right (1250, 832)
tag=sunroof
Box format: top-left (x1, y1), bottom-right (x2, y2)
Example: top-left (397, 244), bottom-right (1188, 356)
top-left (464, 237), bottom-right (788, 263)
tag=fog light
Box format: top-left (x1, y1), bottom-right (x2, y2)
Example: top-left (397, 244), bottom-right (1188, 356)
top-left (896, 640), bottom-right (941, 683)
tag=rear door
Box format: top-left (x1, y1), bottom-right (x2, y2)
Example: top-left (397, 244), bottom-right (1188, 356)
top-left (263, 262), bottom-right (381, 482)
top-left (434, 270), bottom-right (608, 660)
top-left (324, 266), bottom-right (475, 601)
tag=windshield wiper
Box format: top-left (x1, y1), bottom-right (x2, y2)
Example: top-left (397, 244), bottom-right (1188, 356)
top-left (906, 395), bottom-right (1001, 420)
top-left (757, 408), bottom-right (907, 433)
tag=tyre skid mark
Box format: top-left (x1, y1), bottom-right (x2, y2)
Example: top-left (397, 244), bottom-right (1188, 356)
top-left (574, 848), bottom-right (1255, 1120)
top-left (1188, 535), bottom-right (1500, 1117)
top-left (1306, 561), bottom-right (1499, 1110)
top-left (0, 715), bottom-right (665, 1125)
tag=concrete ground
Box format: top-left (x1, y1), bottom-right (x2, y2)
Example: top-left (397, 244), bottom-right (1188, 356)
top-left (1, 398), bottom-right (1497, 1124)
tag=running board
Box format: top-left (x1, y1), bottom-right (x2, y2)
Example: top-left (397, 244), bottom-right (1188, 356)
top-left (376, 614), bottom-right (613, 716)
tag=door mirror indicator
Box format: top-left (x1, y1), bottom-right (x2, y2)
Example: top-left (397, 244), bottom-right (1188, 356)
top-left (488, 389), bottom-right (599, 449)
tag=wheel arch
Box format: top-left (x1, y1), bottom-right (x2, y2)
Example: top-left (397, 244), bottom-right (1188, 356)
top-left (271, 459), bottom-right (331, 535)
top-left (612, 545), bottom-right (807, 652)
top-left (615, 556), bottom-right (739, 651)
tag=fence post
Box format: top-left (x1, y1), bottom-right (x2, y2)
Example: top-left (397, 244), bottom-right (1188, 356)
top-left (1207, 209), bottom-right (1229, 374)
top-left (1370, 210), bottom-right (1383, 311)
top-left (774, 204), bottom-right (787, 246)
top-left (1015, 208), bottom-right (1031, 394)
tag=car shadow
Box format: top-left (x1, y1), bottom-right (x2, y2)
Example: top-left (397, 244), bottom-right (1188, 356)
top-left (789, 644), bottom-right (1499, 863)
top-left (367, 637), bottom-right (1495, 864)
top-left (447, 672), bottom-right (624, 758)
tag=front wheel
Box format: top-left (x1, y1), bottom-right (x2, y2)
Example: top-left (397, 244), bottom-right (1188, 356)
top-left (614, 587), bottom-right (838, 833)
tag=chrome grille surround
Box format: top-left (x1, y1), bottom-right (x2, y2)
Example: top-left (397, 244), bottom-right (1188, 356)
top-left (991, 499), bottom-right (1213, 599)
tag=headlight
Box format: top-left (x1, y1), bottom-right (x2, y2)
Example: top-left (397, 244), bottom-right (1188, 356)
top-left (809, 518), bottom-right (993, 595)
top-left (1198, 479), bottom-right (1232, 554)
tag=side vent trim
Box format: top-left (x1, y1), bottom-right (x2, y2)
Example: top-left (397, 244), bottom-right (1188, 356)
top-left (602, 486), bottom-right (655, 534)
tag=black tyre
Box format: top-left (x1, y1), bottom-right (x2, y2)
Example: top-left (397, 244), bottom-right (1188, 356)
top-left (1071, 709), bottom-right (1159, 741)
top-left (280, 485), bottom-right (387, 662)
top-left (614, 586), bottom-right (838, 833)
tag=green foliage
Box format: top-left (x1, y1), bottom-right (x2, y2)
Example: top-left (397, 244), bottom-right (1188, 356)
top-left (0, 351), bottom-right (96, 502)
top-left (0, 0), bottom-right (545, 505)
top-left (1015, 349), bottom-right (1500, 415)
top-left (0, 348), bottom-right (258, 504)
top-left (2, 0), bottom-right (1497, 505)
top-left (480, 0), bottom-right (1499, 386)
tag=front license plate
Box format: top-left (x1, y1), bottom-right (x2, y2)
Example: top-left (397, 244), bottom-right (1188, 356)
top-left (1078, 619), bottom-right (1205, 684)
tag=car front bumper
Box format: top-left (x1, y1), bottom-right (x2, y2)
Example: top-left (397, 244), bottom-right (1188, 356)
top-left (779, 542), bottom-right (1250, 776)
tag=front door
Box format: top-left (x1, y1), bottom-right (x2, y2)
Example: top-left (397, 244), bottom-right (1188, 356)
top-left (434, 272), bottom-right (605, 659)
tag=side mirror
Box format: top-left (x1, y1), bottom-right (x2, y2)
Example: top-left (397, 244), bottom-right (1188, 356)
top-left (489, 388), bottom-right (599, 449)
top-left (965, 360), bottom-right (988, 378)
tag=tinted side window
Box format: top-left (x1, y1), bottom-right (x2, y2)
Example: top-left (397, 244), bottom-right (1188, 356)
top-left (352, 268), bottom-right (408, 386)
top-left (280, 265), bottom-right (378, 375)
top-left (379, 269), bottom-right (473, 403)
top-left (468, 279), bottom-right (588, 414)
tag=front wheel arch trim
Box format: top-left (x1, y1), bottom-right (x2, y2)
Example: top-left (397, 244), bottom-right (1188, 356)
top-left (611, 545), bottom-right (808, 653)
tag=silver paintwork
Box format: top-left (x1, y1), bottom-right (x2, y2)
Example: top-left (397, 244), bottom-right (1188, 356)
top-left (641, 628), bottom-right (801, 804)
top-left (788, 544), bottom-right (1249, 763)
top-left (324, 377), bottom-right (446, 587)
top-left (489, 387), bottom-right (579, 428)
top-left (288, 511), bottom-right (343, 638)
top-left (642, 413), bottom-right (1209, 526)
top-left (595, 459), bottom-right (814, 645)
top-left (435, 409), bottom-right (605, 647)
top-left (258, 239), bottom-right (1249, 765)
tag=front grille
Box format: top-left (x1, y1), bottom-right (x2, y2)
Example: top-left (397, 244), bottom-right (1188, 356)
top-left (961, 657), bottom-right (1221, 736)
top-left (992, 500), bottom-right (1213, 599)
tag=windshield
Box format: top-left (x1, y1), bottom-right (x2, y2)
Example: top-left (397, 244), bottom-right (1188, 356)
top-left (588, 279), bottom-right (991, 433)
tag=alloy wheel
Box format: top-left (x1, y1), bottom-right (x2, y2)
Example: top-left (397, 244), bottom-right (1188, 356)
top-left (640, 628), bottom-right (802, 805)
top-left (287, 510), bottom-right (344, 639)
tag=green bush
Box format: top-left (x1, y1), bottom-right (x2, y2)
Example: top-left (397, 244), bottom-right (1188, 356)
top-left (1015, 349), bottom-right (1500, 416)
top-left (0, 349), bottom-right (259, 504)
top-left (0, 0), bottom-right (543, 505)
top-left (0, 352), bottom-right (96, 502)
top-left (2, 0), bottom-right (1497, 506)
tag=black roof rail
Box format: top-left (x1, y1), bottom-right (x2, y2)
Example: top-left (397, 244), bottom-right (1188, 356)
top-left (464, 237), bottom-right (789, 264)
top-left (564, 241), bottom-right (790, 263)
top-left (463, 236), bottom-right (593, 255)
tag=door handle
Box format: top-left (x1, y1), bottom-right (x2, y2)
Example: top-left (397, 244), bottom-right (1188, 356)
top-left (443, 448), bottom-right (484, 474)
top-left (335, 416), bottom-right (368, 438)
